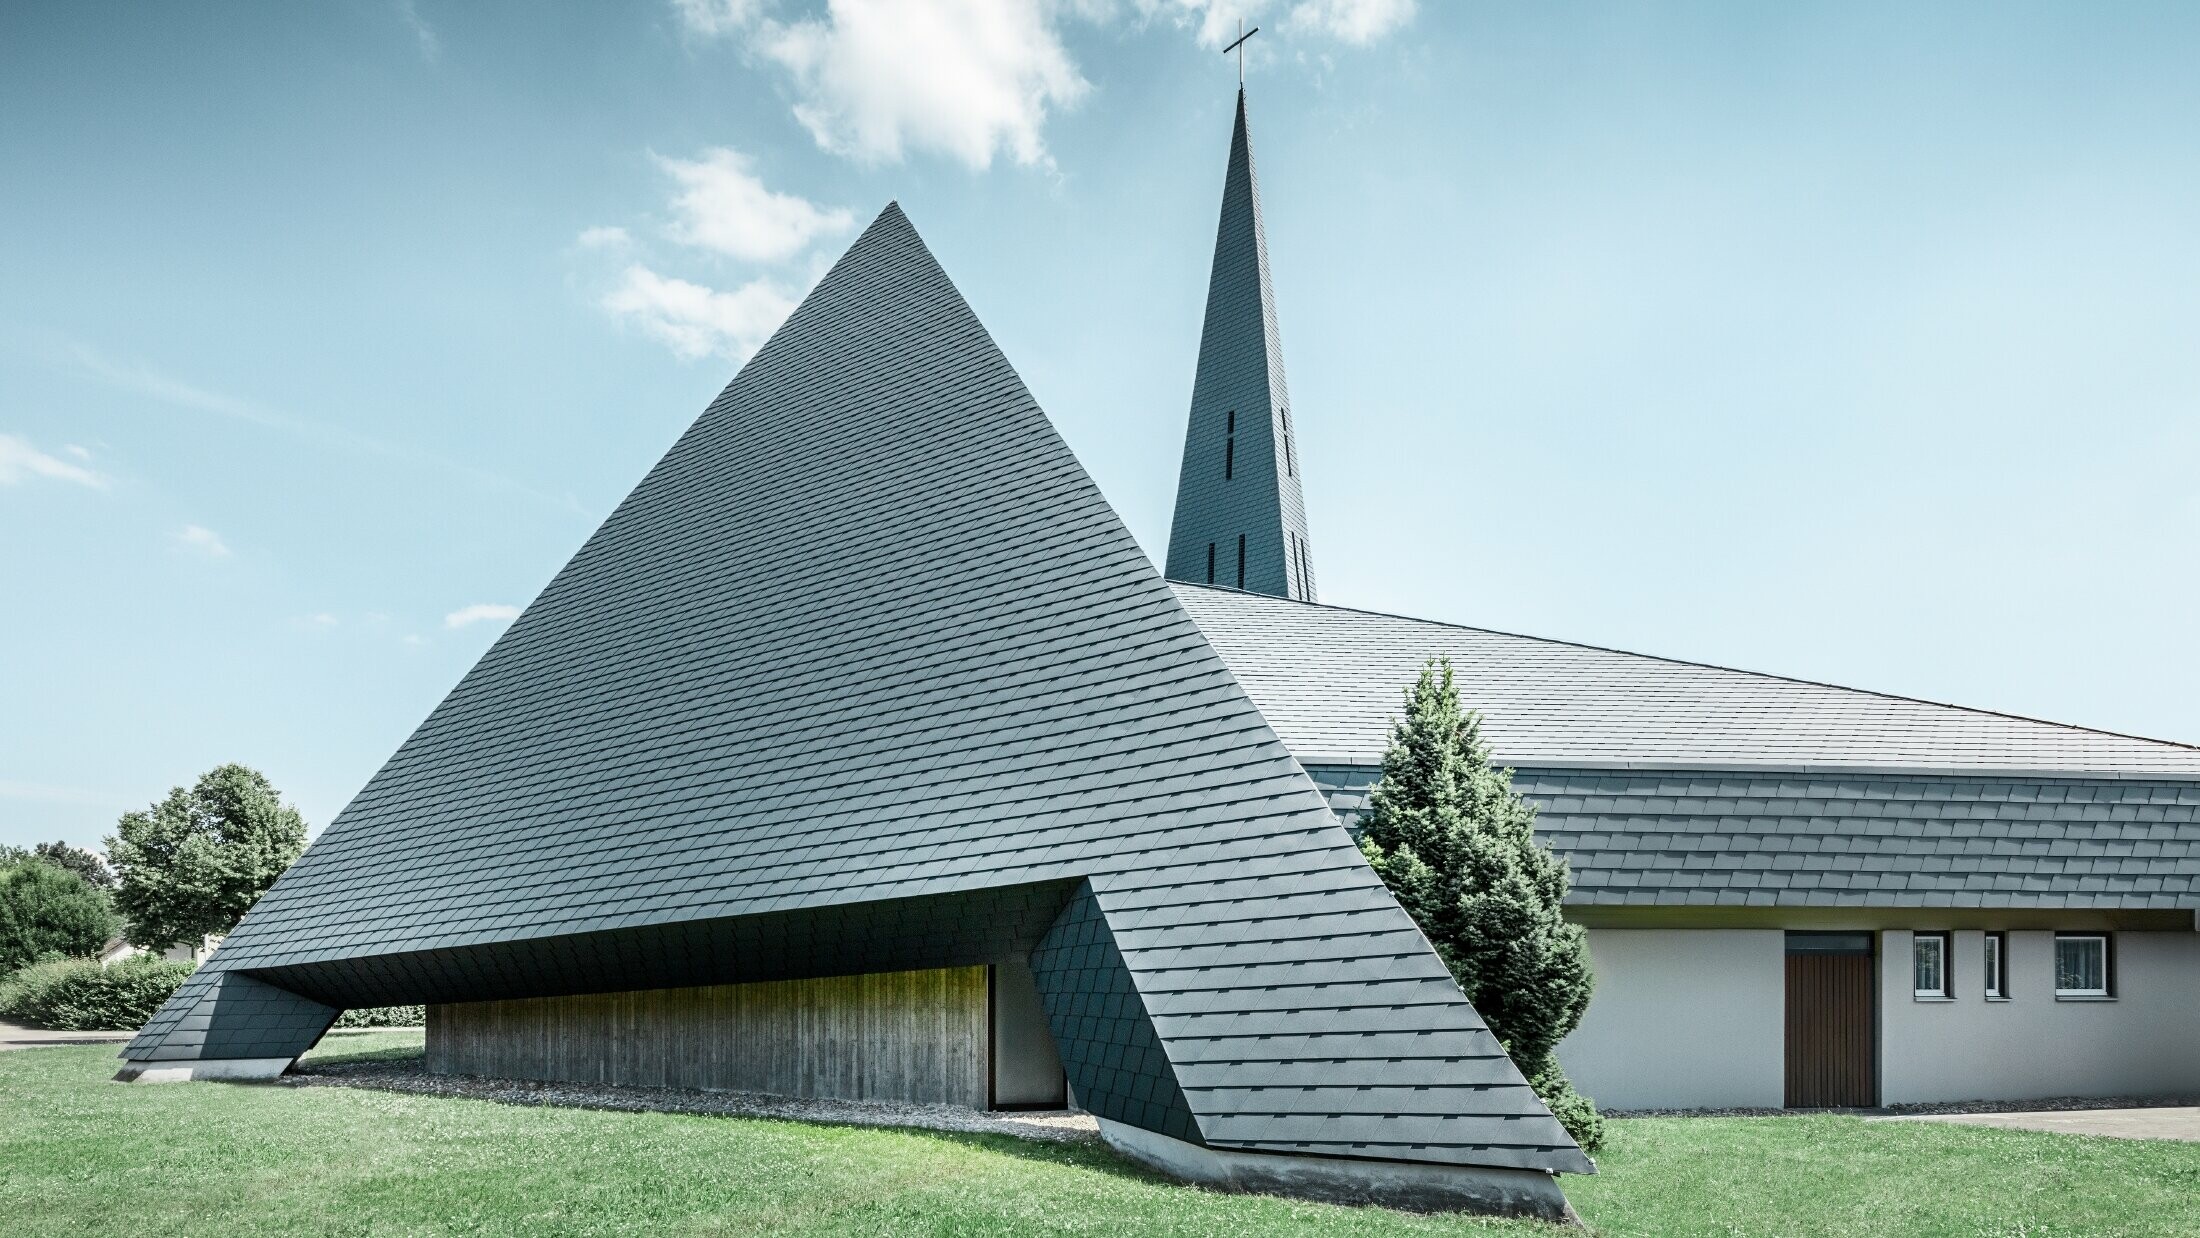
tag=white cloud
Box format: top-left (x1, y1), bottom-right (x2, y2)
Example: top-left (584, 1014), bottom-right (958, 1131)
top-left (577, 225), bottom-right (633, 249)
top-left (444, 603), bottom-right (521, 629)
top-left (760, 0), bottom-right (1090, 169)
top-left (655, 148), bottom-right (853, 262)
top-left (602, 264), bottom-right (796, 361)
top-left (307, 612), bottom-right (340, 628)
top-left (671, 0), bottom-right (768, 38)
top-left (174, 524), bottom-right (232, 558)
top-left (1283, 0), bottom-right (1412, 44)
top-left (55, 341), bottom-right (585, 516)
top-left (396, 0), bottom-right (441, 61)
top-left (1133, 0), bottom-right (1253, 47)
top-left (0, 433), bottom-right (106, 489)
top-left (402, 633), bottom-right (428, 647)
top-left (1133, 0), bottom-right (1414, 48)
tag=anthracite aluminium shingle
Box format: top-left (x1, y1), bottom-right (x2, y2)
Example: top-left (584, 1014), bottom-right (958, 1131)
top-left (1176, 584), bottom-right (2200, 776)
top-left (124, 204), bottom-right (1586, 1175)
top-left (1307, 764), bottom-right (2200, 908)
top-left (1162, 88), bottom-right (1318, 602)
top-left (1180, 586), bottom-right (2200, 909)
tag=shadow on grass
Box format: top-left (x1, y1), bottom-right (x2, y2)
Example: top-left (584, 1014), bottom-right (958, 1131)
top-left (282, 1042), bottom-right (1169, 1190)
top-left (275, 1034), bottom-right (1574, 1226)
top-left (298, 1029), bottom-right (428, 1069)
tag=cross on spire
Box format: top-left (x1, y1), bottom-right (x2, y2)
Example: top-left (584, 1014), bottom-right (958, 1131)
top-left (1221, 20), bottom-right (1259, 85)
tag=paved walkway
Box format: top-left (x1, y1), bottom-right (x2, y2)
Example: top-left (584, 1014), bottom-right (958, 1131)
top-left (0, 1019), bottom-right (133, 1051)
top-left (1887, 1107), bottom-right (2200, 1142)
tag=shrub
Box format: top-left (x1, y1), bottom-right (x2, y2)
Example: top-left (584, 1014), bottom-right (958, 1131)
top-left (334, 1005), bottom-right (425, 1028)
top-left (1528, 1057), bottom-right (1606, 1154)
top-left (0, 861), bottom-right (121, 972)
top-left (0, 954), bottom-right (195, 1031)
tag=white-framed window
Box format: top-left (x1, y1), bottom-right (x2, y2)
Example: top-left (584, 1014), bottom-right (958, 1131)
top-left (1913, 932), bottom-right (1951, 999)
top-left (1983, 932), bottom-right (2007, 999)
top-left (2055, 934), bottom-right (2112, 998)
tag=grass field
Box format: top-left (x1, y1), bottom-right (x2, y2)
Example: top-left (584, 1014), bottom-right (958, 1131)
top-left (5, 1030), bottom-right (2198, 1237)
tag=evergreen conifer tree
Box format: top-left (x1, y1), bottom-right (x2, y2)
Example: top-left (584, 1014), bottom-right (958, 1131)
top-left (1358, 659), bottom-right (1603, 1150)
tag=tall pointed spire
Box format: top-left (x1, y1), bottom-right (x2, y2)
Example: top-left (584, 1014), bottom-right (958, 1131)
top-left (1164, 87), bottom-right (1317, 601)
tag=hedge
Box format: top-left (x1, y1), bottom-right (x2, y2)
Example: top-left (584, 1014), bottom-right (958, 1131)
top-left (334, 1005), bottom-right (425, 1028)
top-left (0, 956), bottom-right (428, 1033)
top-left (0, 954), bottom-right (194, 1031)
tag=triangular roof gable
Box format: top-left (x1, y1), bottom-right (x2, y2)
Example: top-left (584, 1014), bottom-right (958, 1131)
top-left (126, 207), bottom-right (1585, 1173)
top-left (190, 204), bottom-right (1307, 970)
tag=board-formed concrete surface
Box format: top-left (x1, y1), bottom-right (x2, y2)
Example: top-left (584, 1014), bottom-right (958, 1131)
top-left (1886, 1107), bottom-right (2200, 1142)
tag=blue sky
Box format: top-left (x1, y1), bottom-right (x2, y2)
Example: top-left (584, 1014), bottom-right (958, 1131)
top-left (4, 1), bottom-right (2197, 851)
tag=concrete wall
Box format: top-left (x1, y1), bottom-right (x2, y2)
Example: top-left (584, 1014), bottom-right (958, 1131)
top-left (430, 965), bottom-right (992, 1107)
top-left (1879, 929), bottom-right (2200, 1104)
top-left (1558, 928), bottom-right (1786, 1110)
top-left (990, 956), bottom-right (1067, 1106)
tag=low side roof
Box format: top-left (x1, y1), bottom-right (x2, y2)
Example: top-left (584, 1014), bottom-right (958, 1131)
top-left (1175, 585), bottom-right (2200, 779)
top-left (1305, 763), bottom-right (2200, 910)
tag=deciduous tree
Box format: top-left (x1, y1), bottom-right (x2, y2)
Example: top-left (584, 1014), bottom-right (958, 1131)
top-left (0, 859), bottom-right (120, 971)
top-left (32, 840), bottom-right (114, 889)
top-left (106, 764), bottom-right (306, 952)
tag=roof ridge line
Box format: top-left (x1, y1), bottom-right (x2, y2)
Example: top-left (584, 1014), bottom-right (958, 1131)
top-left (1171, 583), bottom-right (2200, 756)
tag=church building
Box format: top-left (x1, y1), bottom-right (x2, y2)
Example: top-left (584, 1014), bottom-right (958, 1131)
top-left (1156, 92), bottom-right (2200, 1114)
top-left (119, 84), bottom-right (2200, 1218)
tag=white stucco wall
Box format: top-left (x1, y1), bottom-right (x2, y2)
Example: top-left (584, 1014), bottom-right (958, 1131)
top-left (1880, 929), bottom-right (2200, 1104)
top-left (1558, 928), bottom-right (1786, 1110)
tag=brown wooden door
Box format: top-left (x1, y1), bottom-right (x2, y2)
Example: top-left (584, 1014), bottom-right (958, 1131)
top-left (1785, 941), bottom-right (1876, 1108)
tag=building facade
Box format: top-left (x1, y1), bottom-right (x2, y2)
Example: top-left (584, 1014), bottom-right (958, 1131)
top-left (1175, 585), bottom-right (2200, 1111)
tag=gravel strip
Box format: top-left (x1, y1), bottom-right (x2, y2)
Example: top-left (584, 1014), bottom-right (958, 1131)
top-left (1606, 1095), bottom-right (2200, 1119)
top-left (283, 1059), bottom-right (1099, 1145)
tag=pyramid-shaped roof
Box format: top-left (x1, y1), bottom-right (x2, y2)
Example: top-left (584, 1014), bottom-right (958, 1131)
top-left (126, 206), bottom-right (1586, 1175)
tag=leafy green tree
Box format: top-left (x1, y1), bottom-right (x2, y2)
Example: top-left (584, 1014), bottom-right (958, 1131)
top-left (106, 764), bottom-right (307, 952)
top-left (0, 859), bottom-right (121, 971)
top-left (33, 841), bottom-right (114, 889)
top-left (1358, 659), bottom-right (1603, 1151)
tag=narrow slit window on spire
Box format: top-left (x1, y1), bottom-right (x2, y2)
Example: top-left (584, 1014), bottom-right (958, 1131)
top-left (1224, 410), bottom-right (1235, 481)
top-left (1281, 406), bottom-right (1293, 477)
top-left (1236, 534), bottom-right (1246, 589)
top-left (1206, 542), bottom-right (1215, 584)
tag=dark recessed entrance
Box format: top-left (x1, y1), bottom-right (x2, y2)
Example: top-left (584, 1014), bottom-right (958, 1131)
top-left (1784, 931), bottom-right (1877, 1108)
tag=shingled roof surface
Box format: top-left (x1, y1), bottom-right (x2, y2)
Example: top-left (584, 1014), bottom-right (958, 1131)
top-left (126, 206), bottom-right (1586, 1174)
top-left (1178, 587), bottom-right (2200, 909)
top-left (1162, 87), bottom-right (1319, 601)
top-left (1303, 763), bottom-right (2200, 909)
top-left (1175, 585), bottom-right (2200, 777)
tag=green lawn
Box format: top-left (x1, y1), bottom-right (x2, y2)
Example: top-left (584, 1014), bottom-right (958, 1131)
top-left (3, 1032), bottom-right (2195, 1237)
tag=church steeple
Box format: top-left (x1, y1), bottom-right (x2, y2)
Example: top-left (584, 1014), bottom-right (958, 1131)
top-left (1164, 87), bottom-right (1317, 601)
